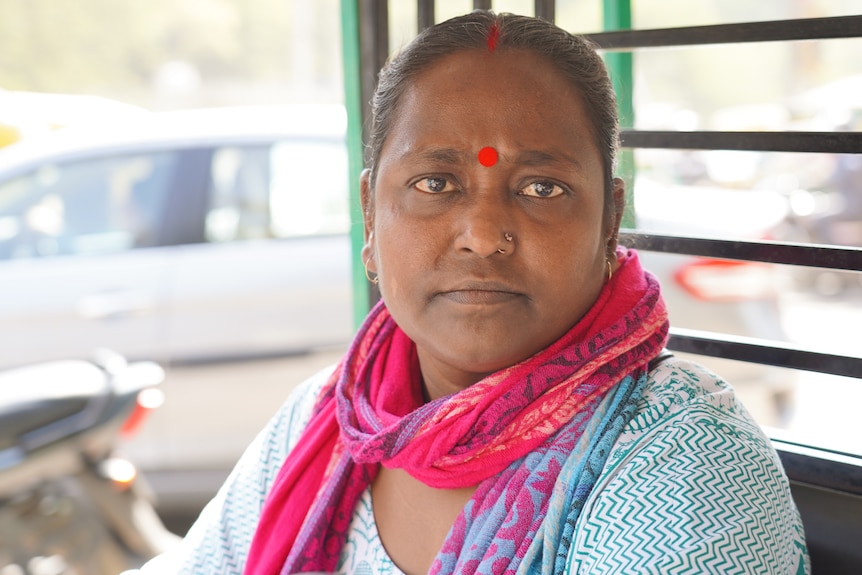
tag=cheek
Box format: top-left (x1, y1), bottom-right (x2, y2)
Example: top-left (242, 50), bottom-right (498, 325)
top-left (374, 212), bottom-right (435, 300)
top-left (537, 225), bottom-right (606, 293)
top-left (541, 216), bottom-right (605, 261)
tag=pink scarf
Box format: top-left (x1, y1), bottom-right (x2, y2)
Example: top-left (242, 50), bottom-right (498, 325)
top-left (244, 248), bottom-right (668, 574)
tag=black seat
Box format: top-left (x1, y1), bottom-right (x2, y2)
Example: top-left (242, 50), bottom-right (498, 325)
top-left (0, 361), bottom-right (108, 449)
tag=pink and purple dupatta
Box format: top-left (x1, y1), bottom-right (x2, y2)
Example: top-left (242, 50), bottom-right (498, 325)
top-left (244, 248), bottom-right (668, 575)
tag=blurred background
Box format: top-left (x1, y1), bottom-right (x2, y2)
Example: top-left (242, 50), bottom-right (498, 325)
top-left (0, 0), bottom-right (859, 551)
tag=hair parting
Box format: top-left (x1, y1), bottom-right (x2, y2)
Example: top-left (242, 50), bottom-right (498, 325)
top-left (487, 21), bottom-right (500, 52)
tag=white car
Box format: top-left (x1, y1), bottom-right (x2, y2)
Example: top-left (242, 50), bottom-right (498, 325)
top-left (0, 105), bottom-right (354, 364)
top-left (0, 106), bottom-right (356, 521)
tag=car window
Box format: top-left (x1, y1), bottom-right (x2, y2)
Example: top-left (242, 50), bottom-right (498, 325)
top-left (204, 139), bottom-right (350, 242)
top-left (0, 152), bottom-right (177, 260)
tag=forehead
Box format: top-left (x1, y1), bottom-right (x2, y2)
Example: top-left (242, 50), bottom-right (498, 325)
top-left (382, 49), bottom-right (599, 163)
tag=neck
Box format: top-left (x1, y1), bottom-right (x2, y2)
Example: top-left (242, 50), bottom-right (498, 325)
top-left (417, 350), bottom-right (494, 402)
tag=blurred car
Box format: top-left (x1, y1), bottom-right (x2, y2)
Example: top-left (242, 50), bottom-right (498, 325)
top-left (0, 105), bottom-right (355, 520)
top-left (0, 105), bottom-right (354, 363)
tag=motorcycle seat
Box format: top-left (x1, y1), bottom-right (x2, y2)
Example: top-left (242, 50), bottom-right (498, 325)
top-left (0, 361), bottom-right (108, 449)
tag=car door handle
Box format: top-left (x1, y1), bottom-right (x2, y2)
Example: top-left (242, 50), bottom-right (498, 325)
top-left (77, 290), bottom-right (155, 320)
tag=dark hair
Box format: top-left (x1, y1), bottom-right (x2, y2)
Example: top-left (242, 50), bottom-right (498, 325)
top-left (366, 10), bottom-right (620, 205)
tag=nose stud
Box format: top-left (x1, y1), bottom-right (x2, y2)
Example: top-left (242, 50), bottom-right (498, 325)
top-left (497, 232), bottom-right (514, 254)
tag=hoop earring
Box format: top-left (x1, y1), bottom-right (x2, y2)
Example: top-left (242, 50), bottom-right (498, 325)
top-left (364, 257), bottom-right (379, 285)
top-left (606, 259), bottom-right (614, 283)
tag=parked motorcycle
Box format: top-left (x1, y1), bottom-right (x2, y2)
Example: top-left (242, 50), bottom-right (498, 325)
top-left (0, 349), bottom-right (180, 574)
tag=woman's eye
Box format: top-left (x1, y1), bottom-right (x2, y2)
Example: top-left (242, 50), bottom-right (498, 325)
top-left (414, 177), bottom-right (455, 194)
top-left (520, 181), bottom-right (564, 198)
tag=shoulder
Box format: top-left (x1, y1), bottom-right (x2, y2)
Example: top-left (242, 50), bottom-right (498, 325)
top-left (603, 357), bottom-right (791, 497)
top-left (568, 357), bottom-right (809, 574)
top-left (597, 356), bottom-right (784, 506)
top-left (611, 356), bottom-right (764, 463)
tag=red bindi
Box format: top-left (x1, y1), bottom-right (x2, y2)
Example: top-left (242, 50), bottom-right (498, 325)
top-left (478, 146), bottom-right (498, 167)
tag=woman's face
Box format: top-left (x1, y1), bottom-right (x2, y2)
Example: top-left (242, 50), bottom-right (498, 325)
top-left (362, 48), bottom-right (623, 397)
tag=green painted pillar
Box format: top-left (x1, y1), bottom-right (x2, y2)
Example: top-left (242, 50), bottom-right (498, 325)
top-left (340, 0), bottom-right (371, 327)
top-left (603, 0), bottom-right (636, 229)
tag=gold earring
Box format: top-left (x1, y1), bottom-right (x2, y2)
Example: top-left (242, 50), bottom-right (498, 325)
top-left (606, 259), bottom-right (614, 282)
top-left (364, 257), bottom-right (379, 285)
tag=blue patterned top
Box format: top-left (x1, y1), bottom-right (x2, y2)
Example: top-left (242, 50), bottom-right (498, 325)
top-left (134, 358), bottom-right (809, 574)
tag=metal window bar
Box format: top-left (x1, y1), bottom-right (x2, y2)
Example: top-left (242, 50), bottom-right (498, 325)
top-left (620, 131), bottom-right (862, 154)
top-left (667, 328), bottom-right (862, 380)
top-left (619, 233), bottom-right (862, 272)
top-left (619, 230), bottom-right (861, 369)
top-left (418, 0), bottom-right (434, 31)
top-left (772, 436), bottom-right (862, 495)
top-left (618, 232), bottom-right (861, 370)
top-left (603, 13), bottom-right (861, 381)
top-left (583, 15), bottom-right (862, 49)
top-left (534, 0), bottom-right (555, 22)
top-left (416, 0), bottom-right (556, 31)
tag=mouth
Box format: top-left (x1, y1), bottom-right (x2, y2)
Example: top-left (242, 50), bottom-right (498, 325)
top-left (436, 281), bottom-right (523, 305)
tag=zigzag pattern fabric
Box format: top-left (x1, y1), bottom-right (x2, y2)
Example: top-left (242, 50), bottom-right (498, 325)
top-left (569, 362), bottom-right (810, 574)
top-left (131, 359), bottom-right (809, 574)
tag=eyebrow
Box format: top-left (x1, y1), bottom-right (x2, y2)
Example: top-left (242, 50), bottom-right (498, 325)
top-left (401, 147), bottom-right (468, 165)
top-left (514, 149), bottom-right (583, 169)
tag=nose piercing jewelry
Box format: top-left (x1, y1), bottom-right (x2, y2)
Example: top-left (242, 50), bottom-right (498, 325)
top-left (504, 233), bottom-right (513, 242)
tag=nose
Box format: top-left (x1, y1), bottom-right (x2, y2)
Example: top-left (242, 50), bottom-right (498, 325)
top-left (453, 192), bottom-right (514, 258)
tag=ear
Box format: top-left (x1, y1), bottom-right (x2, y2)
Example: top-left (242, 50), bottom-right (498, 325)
top-left (607, 177), bottom-right (626, 262)
top-left (359, 169), bottom-right (377, 272)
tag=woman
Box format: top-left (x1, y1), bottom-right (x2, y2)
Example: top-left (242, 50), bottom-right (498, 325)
top-left (138, 11), bottom-right (808, 575)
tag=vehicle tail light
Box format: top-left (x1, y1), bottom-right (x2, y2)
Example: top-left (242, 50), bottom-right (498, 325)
top-left (120, 387), bottom-right (165, 438)
top-left (673, 258), bottom-right (776, 301)
top-left (98, 456), bottom-right (138, 490)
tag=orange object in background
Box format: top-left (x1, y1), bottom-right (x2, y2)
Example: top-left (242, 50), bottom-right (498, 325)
top-left (0, 90), bottom-right (147, 149)
top-left (673, 258), bottom-right (778, 302)
top-left (0, 122), bottom-right (21, 148)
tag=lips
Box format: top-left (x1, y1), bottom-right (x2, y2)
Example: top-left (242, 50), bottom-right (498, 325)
top-left (436, 281), bottom-right (523, 305)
